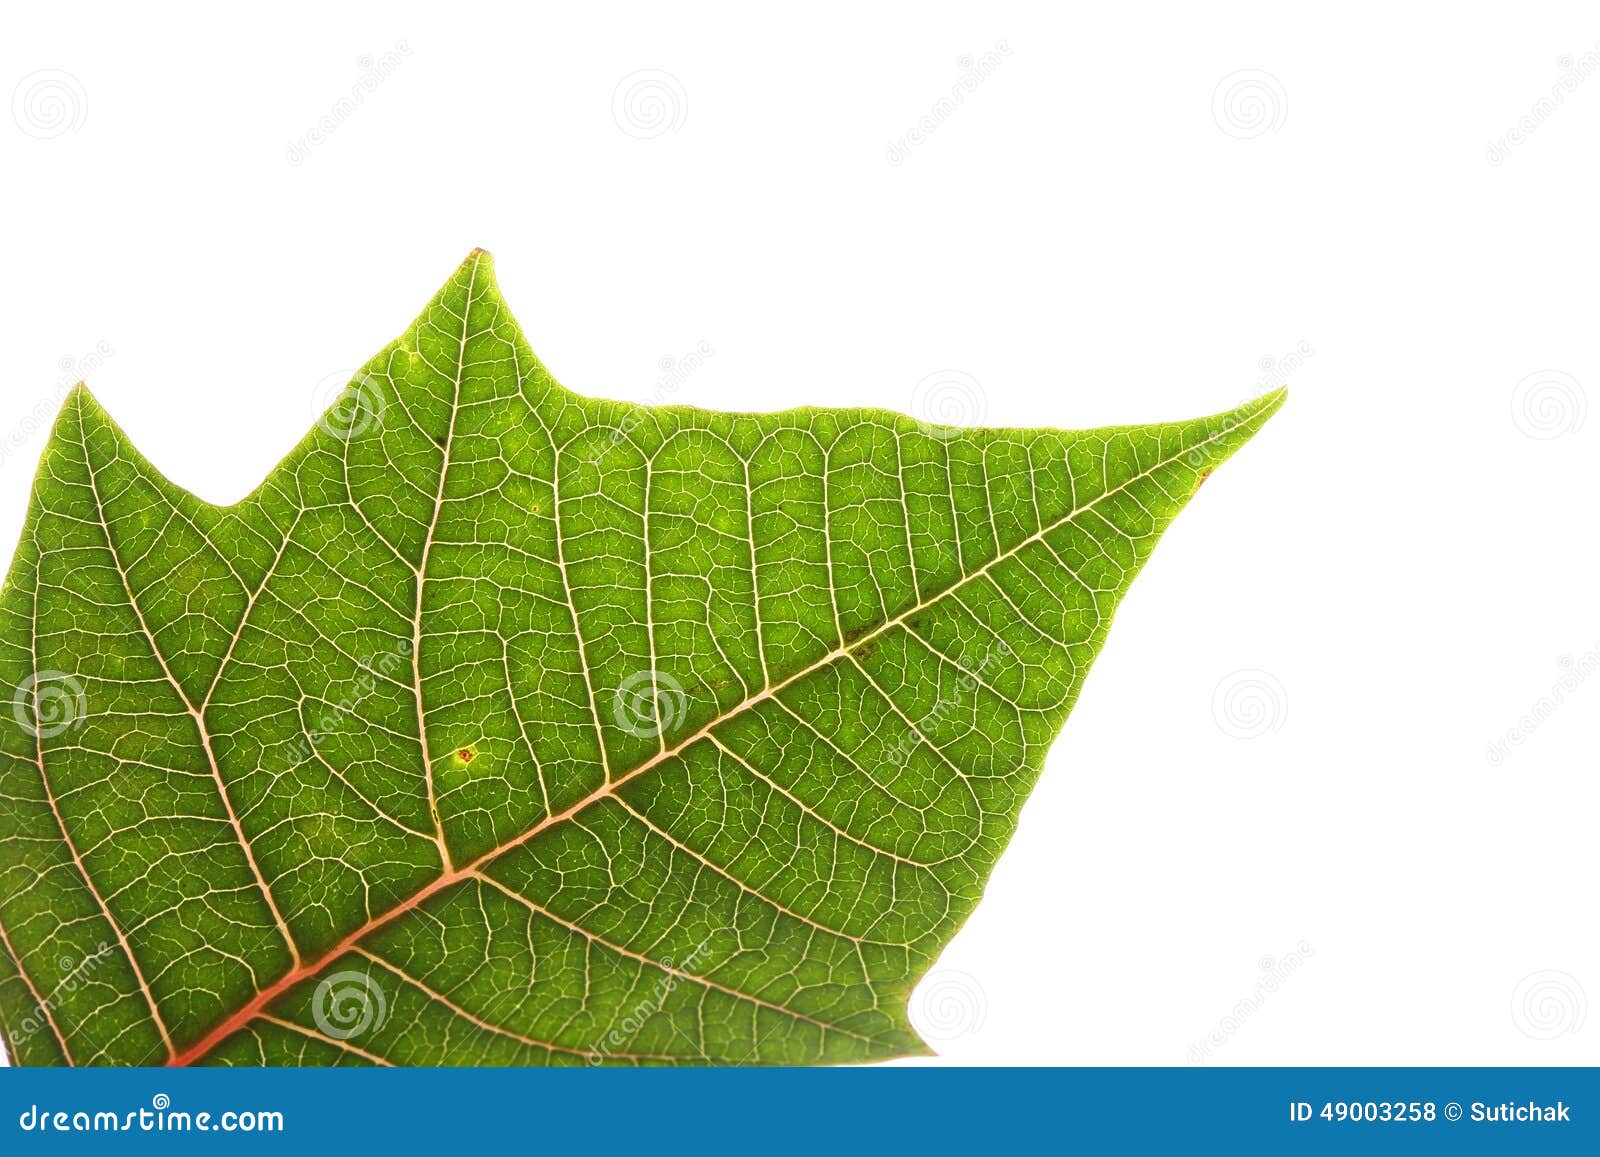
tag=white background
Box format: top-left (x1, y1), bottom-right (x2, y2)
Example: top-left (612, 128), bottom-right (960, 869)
top-left (2, 3), bottom-right (1596, 1067)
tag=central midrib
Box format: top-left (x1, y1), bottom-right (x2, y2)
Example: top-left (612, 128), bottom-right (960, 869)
top-left (411, 257), bottom-right (478, 872)
top-left (166, 403), bottom-right (1261, 1066)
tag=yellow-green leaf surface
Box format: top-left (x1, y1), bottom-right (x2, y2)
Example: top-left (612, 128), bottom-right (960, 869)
top-left (0, 251), bottom-right (1282, 1066)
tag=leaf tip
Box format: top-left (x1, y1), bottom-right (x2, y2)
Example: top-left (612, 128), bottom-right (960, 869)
top-left (449, 248), bottom-right (497, 295)
top-left (1176, 384), bottom-right (1286, 482)
top-left (1257, 383), bottom-right (1288, 412)
top-left (1229, 383), bottom-right (1288, 436)
top-left (63, 379), bottom-right (95, 415)
top-left (433, 248), bottom-right (496, 295)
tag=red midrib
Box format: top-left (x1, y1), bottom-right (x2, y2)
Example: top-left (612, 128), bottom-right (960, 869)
top-left (168, 863), bottom-right (469, 1065)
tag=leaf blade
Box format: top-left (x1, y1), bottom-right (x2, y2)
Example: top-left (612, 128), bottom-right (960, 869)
top-left (0, 252), bottom-right (1282, 1066)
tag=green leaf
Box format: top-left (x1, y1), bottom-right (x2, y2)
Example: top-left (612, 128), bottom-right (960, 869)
top-left (0, 251), bottom-right (1282, 1067)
